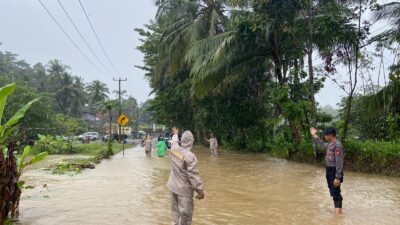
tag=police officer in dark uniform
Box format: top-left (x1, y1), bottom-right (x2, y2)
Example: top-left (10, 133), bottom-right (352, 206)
top-left (310, 127), bottom-right (344, 214)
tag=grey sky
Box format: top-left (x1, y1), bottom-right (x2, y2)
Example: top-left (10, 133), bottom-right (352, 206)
top-left (0, 0), bottom-right (156, 103)
top-left (0, 0), bottom-right (392, 107)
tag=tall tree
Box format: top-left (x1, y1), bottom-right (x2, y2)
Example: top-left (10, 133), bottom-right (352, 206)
top-left (55, 74), bottom-right (86, 117)
top-left (86, 80), bottom-right (109, 106)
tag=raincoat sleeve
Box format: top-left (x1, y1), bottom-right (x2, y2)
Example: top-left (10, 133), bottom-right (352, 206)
top-left (335, 145), bottom-right (344, 179)
top-left (170, 134), bottom-right (180, 150)
top-left (313, 136), bottom-right (329, 149)
top-left (186, 154), bottom-right (204, 193)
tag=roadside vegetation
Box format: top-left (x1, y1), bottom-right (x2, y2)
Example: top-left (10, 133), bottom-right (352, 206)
top-left (0, 83), bottom-right (48, 225)
top-left (137, 0), bottom-right (400, 176)
top-left (0, 50), bottom-right (156, 141)
top-left (45, 142), bottom-right (125, 175)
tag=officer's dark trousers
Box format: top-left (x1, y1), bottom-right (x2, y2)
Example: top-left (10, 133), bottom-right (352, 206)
top-left (326, 167), bottom-right (343, 208)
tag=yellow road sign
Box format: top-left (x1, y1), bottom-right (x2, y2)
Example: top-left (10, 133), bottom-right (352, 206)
top-left (117, 114), bottom-right (129, 126)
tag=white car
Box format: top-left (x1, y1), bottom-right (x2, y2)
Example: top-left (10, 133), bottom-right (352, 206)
top-left (78, 132), bottom-right (99, 141)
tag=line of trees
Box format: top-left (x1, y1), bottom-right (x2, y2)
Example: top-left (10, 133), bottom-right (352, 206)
top-left (137, 0), bottom-right (400, 152)
top-left (0, 47), bottom-right (153, 137)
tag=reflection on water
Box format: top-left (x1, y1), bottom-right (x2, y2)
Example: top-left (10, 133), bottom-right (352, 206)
top-left (18, 147), bottom-right (400, 225)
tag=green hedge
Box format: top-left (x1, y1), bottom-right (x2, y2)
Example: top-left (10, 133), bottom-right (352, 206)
top-left (289, 140), bottom-right (400, 177)
top-left (344, 140), bottom-right (400, 176)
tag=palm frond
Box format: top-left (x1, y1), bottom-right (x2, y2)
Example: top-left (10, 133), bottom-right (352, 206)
top-left (374, 2), bottom-right (400, 24)
top-left (364, 81), bottom-right (400, 116)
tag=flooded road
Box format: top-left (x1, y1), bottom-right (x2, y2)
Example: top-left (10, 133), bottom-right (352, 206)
top-left (19, 146), bottom-right (400, 225)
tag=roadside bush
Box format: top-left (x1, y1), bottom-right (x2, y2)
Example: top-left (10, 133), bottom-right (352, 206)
top-left (344, 140), bottom-right (400, 176)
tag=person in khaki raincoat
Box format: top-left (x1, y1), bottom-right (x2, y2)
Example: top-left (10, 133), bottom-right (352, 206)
top-left (167, 128), bottom-right (204, 225)
top-left (144, 136), bottom-right (152, 157)
top-left (207, 133), bottom-right (218, 157)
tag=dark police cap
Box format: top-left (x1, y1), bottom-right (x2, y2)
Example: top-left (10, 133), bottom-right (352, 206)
top-left (323, 127), bottom-right (336, 136)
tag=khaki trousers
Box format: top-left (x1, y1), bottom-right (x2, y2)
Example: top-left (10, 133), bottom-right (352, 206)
top-left (211, 148), bottom-right (218, 157)
top-left (171, 192), bottom-right (194, 225)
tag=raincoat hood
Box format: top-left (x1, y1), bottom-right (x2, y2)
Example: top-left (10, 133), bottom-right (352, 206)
top-left (181, 131), bottom-right (194, 149)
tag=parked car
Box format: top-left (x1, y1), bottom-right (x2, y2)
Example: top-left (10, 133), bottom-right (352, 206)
top-left (112, 133), bottom-right (128, 141)
top-left (78, 132), bottom-right (99, 141)
top-left (102, 133), bottom-right (128, 142)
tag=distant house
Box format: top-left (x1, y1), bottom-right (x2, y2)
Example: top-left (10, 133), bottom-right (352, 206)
top-left (81, 111), bottom-right (96, 122)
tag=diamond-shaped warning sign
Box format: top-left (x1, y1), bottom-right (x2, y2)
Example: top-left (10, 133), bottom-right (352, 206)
top-left (117, 114), bottom-right (129, 126)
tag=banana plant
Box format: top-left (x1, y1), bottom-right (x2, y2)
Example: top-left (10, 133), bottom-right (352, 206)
top-left (35, 134), bottom-right (55, 153)
top-left (53, 136), bottom-right (64, 153)
top-left (0, 83), bottom-right (42, 224)
top-left (17, 146), bottom-right (48, 175)
top-left (0, 84), bottom-right (38, 145)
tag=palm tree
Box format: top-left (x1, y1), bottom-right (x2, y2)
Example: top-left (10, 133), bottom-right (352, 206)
top-left (374, 2), bottom-right (400, 41)
top-left (47, 59), bottom-right (71, 92)
top-left (185, 0), bottom-right (358, 142)
top-left (55, 74), bottom-right (86, 116)
top-left (367, 1), bottom-right (400, 118)
top-left (365, 73), bottom-right (400, 116)
top-left (98, 100), bottom-right (118, 157)
top-left (154, 0), bottom-right (228, 86)
top-left (71, 77), bottom-right (87, 116)
top-left (86, 80), bottom-right (109, 106)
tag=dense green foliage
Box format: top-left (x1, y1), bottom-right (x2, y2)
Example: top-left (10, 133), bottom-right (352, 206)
top-left (0, 48), bottom-right (155, 136)
top-left (137, 0), bottom-right (400, 160)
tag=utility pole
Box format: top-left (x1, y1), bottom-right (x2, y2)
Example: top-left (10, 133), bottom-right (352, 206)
top-left (113, 77), bottom-right (127, 148)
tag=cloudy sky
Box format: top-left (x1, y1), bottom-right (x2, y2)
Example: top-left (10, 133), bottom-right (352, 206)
top-left (0, 0), bottom-right (391, 106)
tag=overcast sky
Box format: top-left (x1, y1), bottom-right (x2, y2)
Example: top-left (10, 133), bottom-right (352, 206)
top-left (0, 0), bottom-right (156, 103)
top-left (0, 0), bottom-right (391, 107)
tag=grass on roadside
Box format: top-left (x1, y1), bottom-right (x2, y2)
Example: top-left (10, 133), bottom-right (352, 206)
top-left (33, 141), bottom-right (128, 175)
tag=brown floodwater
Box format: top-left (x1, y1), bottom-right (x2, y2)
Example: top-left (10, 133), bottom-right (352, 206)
top-left (18, 146), bottom-right (400, 225)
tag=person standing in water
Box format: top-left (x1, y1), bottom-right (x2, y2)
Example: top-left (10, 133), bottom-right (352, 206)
top-left (310, 127), bottom-right (344, 214)
top-left (144, 136), bottom-right (152, 157)
top-left (167, 127), bottom-right (205, 225)
top-left (157, 135), bottom-right (168, 157)
top-left (207, 133), bottom-right (218, 157)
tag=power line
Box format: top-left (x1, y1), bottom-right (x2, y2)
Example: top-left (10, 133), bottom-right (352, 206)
top-left (37, 0), bottom-right (109, 77)
top-left (57, 0), bottom-right (113, 75)
top-left (360, 28), bottom-right (400, 49)
top-left (78, 0), bottom-right (121, 76)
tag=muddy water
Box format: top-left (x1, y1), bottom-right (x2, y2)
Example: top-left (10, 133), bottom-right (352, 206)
top-left (18, 147), bottom-right (400, 225)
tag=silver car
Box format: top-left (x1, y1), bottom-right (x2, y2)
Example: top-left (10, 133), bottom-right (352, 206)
top-left (78, 132), bottom-right (99, 141)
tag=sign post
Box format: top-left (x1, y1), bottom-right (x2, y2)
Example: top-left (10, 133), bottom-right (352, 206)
top-left (117, 114), bottom-right (129, 156)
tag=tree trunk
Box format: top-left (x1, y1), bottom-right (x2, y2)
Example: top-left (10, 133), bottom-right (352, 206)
top-left (343, 0), bottom-right (361, 141)
top-left (342, 93), bottom-right (354, 140)
top-left (0, 142), bottom-right (20, 225)
top-left (307, 0), bottom-right (316, 127)
top-left (308, 49), bottom-right (317, 126)
top-left (289, 119), bottom-right (302, 145)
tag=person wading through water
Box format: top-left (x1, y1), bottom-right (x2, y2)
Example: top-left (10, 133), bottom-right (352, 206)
top-left (157, 135), bottom-right (167, 157)
top-left (310, 127), bottom-right (344, 214)
top-left (167, 127), bottom-right (205, 225)
top-left (144, 136), bottom-right (152, 157)
top-left (206, 133), bottom-right (218, 157)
